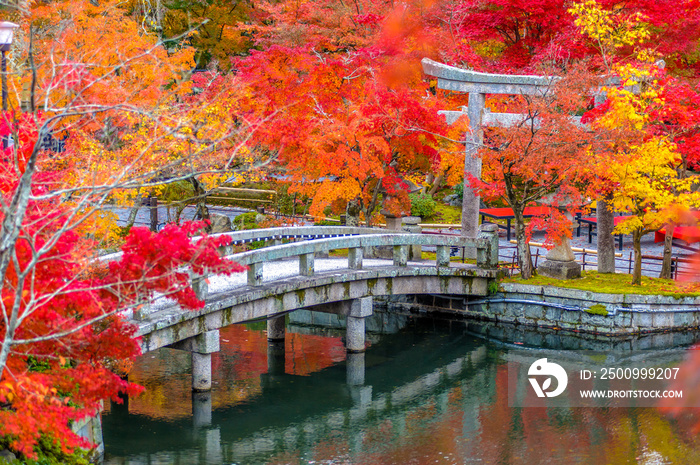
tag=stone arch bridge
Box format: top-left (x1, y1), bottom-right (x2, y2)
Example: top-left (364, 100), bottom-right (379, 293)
top-left (119, 224), bottom-right (500, 391)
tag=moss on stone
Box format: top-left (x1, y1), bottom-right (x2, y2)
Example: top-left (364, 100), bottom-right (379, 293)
top-left (366, 278), bottom-right (378, 294)
top-left (585, 304), bottom-right (609, 316)
top-left (421, 250), bottom-right (477, 264)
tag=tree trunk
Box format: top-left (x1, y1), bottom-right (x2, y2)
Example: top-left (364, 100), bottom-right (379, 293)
top-left (0, 129), bottom-right (44, 379)
top-left (363, 179), bottom-right (382, 227)
top-left (123, 194), bottom-right (143, 232)
top-left (659, 224), bottom-right (674, 279)
top-left (346, 198), bottom-right (361, 227)
top-left (423, 173), bottom-right (434, 194)
top-left (514, 211), bottom-right (533, 279)
top-left (188, 177), bottom-right (210, 228)
top-left (427, 173), bottom-right (444, 196)
top-left (632, 230), bottom-right (643, 285)
top-left (597, 195), bottom-right (616, 273)
top-left (175, 203), bottom-right (187, 225)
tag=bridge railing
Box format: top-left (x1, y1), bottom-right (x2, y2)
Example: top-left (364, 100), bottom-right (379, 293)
top-left (210, 226), bottom-right (389, 247)
top-left (100, 226), bottom-right (389, 263)
top-left (187, 224), bottom-right (500, 293)
top-left (108, 224), bottom-right (499, 317)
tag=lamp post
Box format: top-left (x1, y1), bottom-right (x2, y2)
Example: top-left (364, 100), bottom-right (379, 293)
top-left (0, 21), bottom-right (18, 149)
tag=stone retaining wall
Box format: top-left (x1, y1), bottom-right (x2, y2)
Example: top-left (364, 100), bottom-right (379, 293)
top-left (462, 283), bottom-right (700, 335)
top-left (72, 410), bottom-right (103, 461)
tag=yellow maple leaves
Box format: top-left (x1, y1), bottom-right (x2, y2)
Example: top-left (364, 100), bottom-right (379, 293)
top-left (591, 78), bottom-right (700, 237)
top-left (569, 0), bottom-right (656, 70)
top-left (569, 1), bottom-right (650, 50)
top-left (571, 2), bottom-right (700, 282)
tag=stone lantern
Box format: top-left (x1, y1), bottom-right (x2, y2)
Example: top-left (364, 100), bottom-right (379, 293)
top-left (536, 191), bottom-right (584, 280)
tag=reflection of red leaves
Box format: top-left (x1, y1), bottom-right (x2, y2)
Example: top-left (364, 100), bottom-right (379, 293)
top-left (659, 345), bottom-right (700, 432)
top-left (678, 249), bottom-right (700, 283)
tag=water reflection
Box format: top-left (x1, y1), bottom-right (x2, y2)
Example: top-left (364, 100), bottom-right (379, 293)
top-left (102, 314), bottom-right (700, 465)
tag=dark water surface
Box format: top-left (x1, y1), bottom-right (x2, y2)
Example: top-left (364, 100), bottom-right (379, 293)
top-left (102, 314), bottom-right (700, 465)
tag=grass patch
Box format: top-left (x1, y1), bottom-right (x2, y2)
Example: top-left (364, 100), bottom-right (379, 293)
top-left (421, 250), bottom-right (476, 264)
top-left (425, 203), bottom-right (462, 224)
top-left (503, 271), bottom-right (700, 298)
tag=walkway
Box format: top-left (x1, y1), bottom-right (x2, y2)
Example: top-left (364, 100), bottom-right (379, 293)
top-left (426, 224), bottom-right (697, 277)
top-left (106, 204), bottom-right (248, 230)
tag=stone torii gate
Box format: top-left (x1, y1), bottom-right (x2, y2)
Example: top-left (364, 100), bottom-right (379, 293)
top-left (421, 58), bottom-right (558, 246)
top-left (422, 58), bottom-right (585, 277)
top-left (423, 58), bottom-right (656, 274)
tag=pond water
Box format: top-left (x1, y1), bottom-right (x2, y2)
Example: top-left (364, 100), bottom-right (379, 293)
top-left (102, 313), bottom-right (700, 465)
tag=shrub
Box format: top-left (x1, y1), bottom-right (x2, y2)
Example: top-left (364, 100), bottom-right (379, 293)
top-left (0, 435), bottom-right (91, 465)
top-left (234, 212), bottom-right (258, 230)
top-left (160, 180), bottom-right (195, 203)
top-left (488, 280), bottom-right (500, 295)
top-left (409, 193), bottom-right (437, 218)
top-left (275, 183), bottom-right (311, 216)
top-left (453, 182), bottom-right (463, 201)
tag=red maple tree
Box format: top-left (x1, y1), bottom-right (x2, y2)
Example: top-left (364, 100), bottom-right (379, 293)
top-left (0, 113), bottom-right (245, 458)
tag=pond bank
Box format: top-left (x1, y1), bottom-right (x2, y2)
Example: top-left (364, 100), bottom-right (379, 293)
top-left (453, 282), bottom-right (700, 336)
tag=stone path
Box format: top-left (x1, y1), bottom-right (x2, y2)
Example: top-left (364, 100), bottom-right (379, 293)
top-left (105, 204), bottom-right (249, 230)
top-left (423, 225), bottom-right (697, 278)
top-left (519, 228), bottom-right (695, 277)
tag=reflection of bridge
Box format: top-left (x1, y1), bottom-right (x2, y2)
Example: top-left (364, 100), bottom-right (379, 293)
top-left (123, 225), bottom-right (500, 392)
top-left (103, 321), bottom-right (498, 464)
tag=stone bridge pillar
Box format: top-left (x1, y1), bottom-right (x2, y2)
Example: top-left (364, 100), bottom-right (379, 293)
top-left (267, 340), bottom-right (286, 376)
top-left (347, 351), bottom-right (372, 446)
top-left (346, 352), bottom-right (365, 386)
top-left (402, 216), bottom-right (423, 260)
top-left (192, 393), bottom-right (223, 465)
top-left (169, 330), bottom-right (220, 392)
top-left (346, 297), bottom-right (373, 352)
top-left (192, 391), bottom-right (212, 429)
top-left (192, 392), bottom-right (222, 464)
top-left (267, 315), bottom-right (286, 341)
top-left (266, 315), bottom-right (287, 377)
